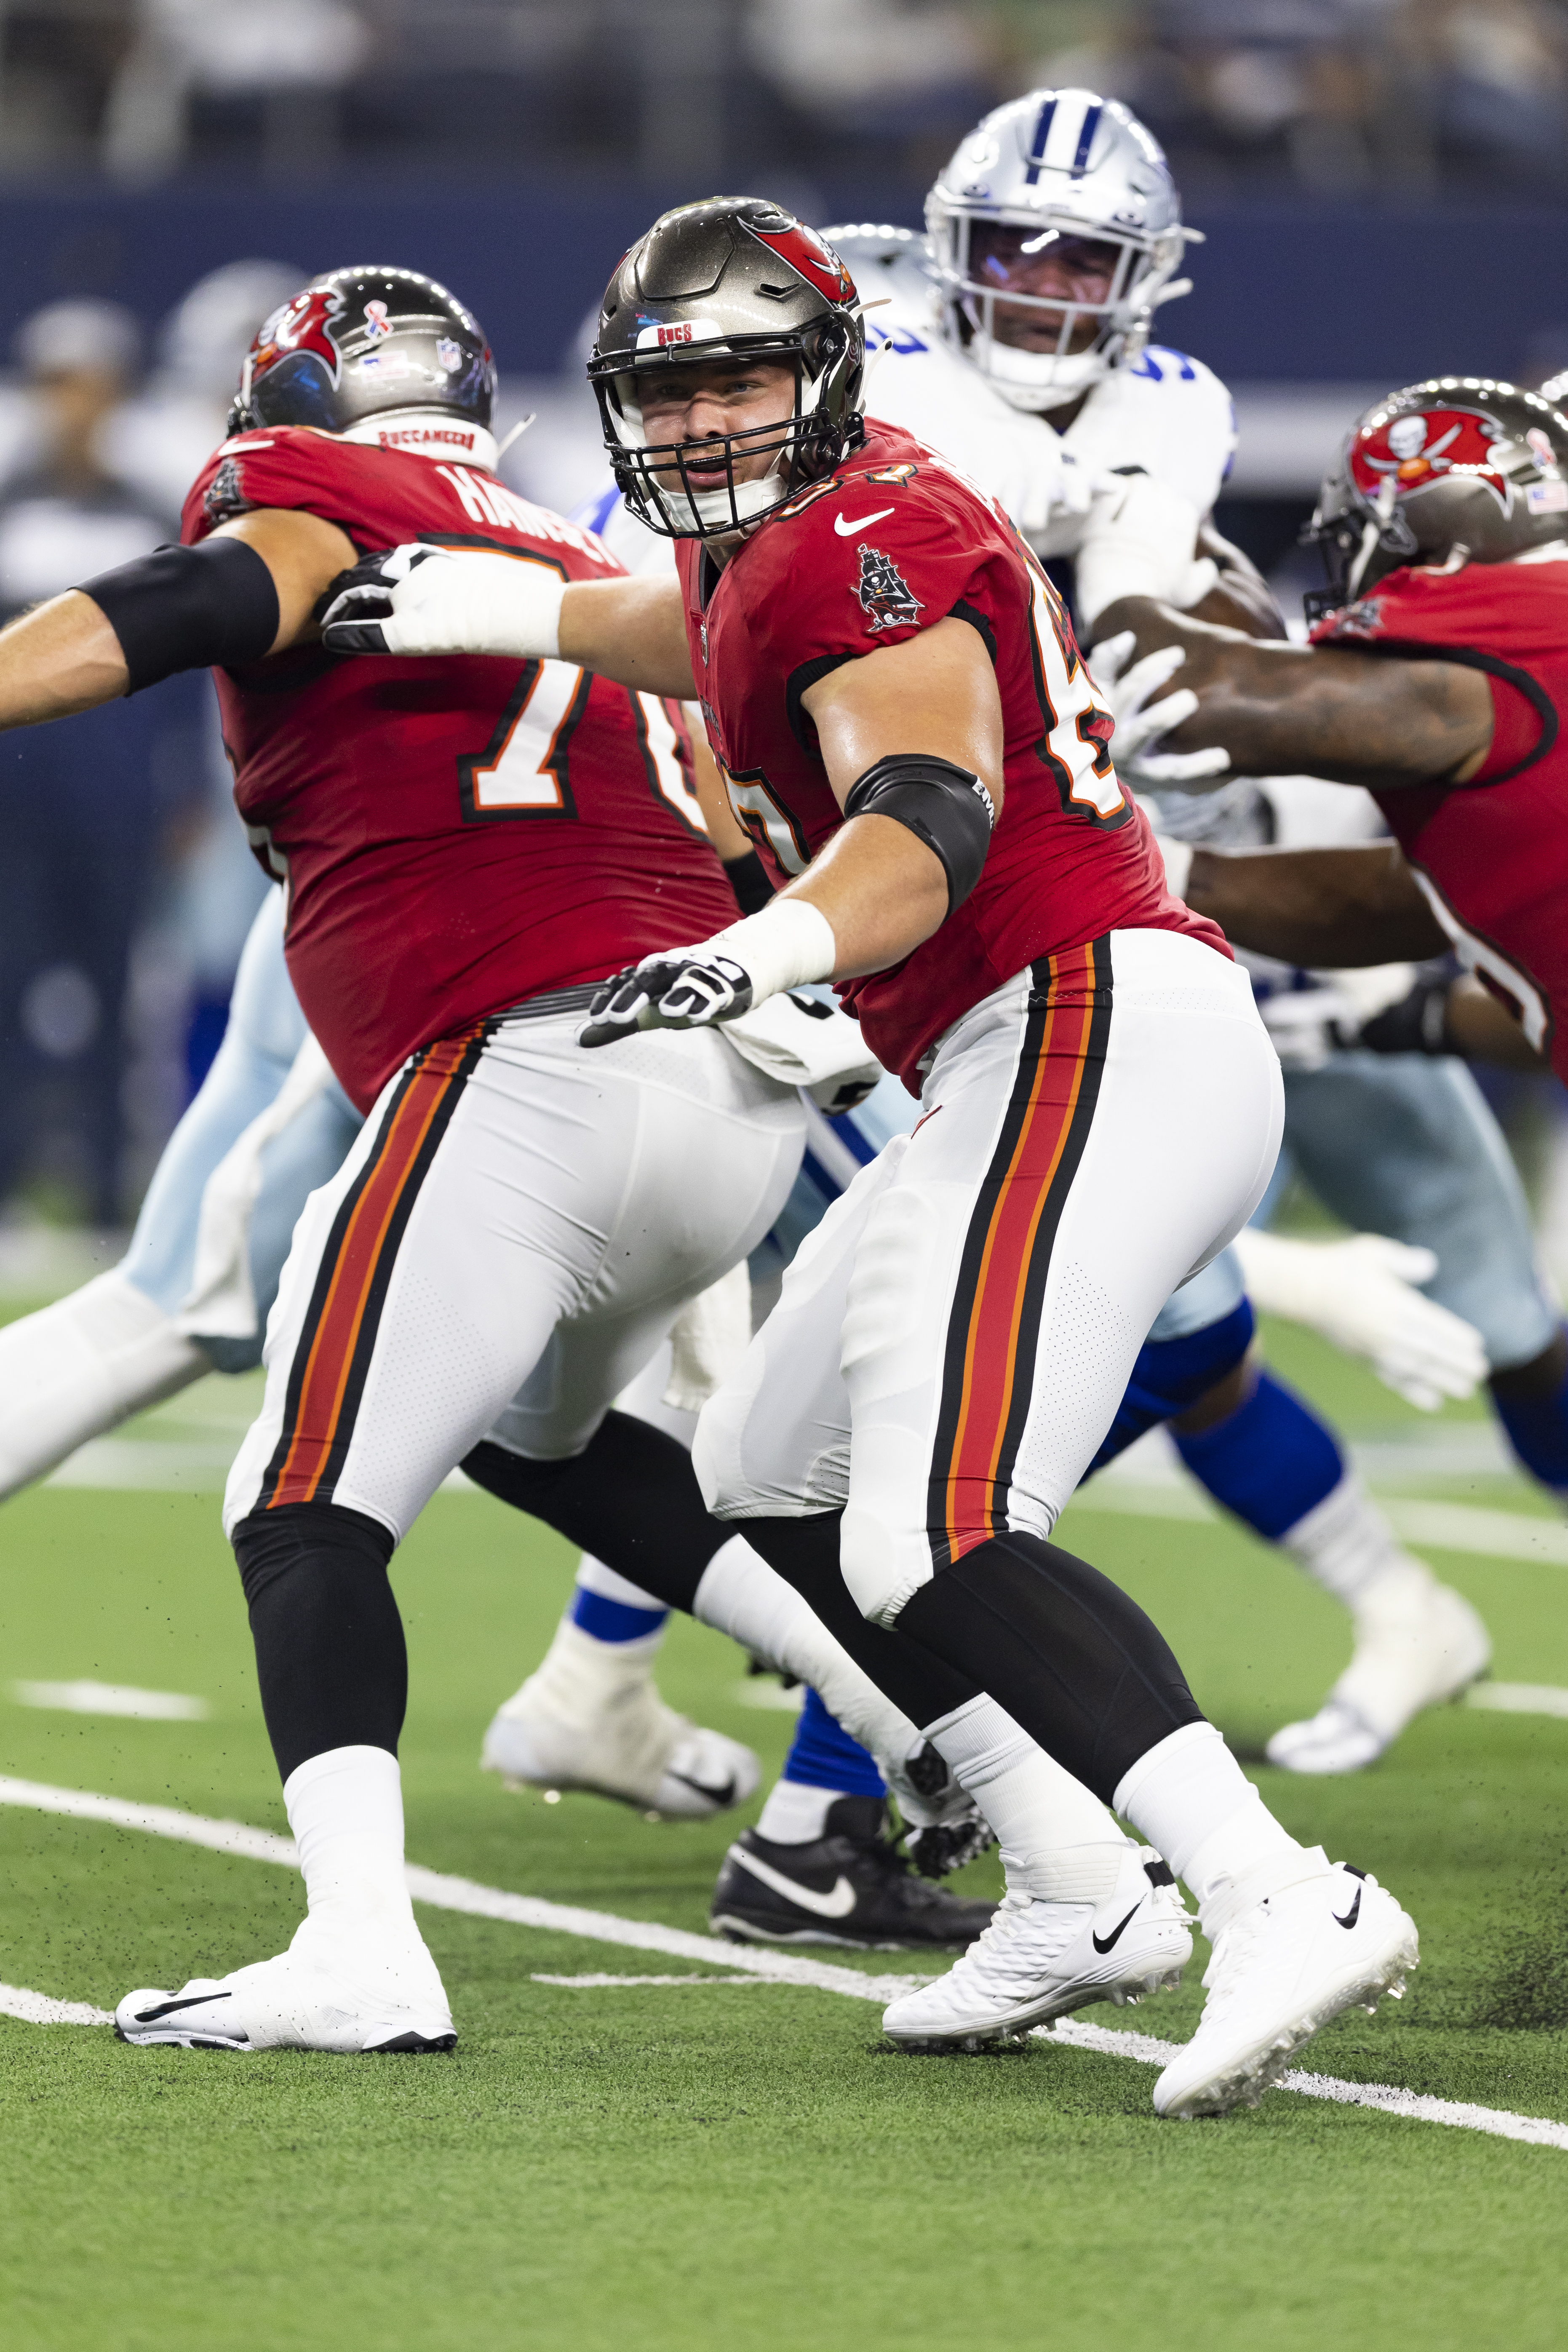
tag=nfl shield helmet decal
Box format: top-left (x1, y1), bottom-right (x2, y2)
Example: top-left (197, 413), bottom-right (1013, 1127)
top-left (1351, 406), bottom-right (1514, 515)
top-left (855, 544), bottom-right (923, 631)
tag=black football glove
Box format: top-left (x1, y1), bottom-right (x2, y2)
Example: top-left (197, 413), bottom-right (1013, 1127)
top-left (578, 950), bottom-right (755, 1050)
top-left (1349, 973), bottom-right (1455, 1057)
top-left (318, 545), bottom-right (440, 654)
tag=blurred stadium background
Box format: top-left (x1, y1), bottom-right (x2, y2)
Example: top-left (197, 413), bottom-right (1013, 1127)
top-left (0, 0), bottom-right (1566, 1257)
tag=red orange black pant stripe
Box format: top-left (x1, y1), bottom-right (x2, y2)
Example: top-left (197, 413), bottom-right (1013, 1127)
top-left (254, 1023), bottom-right (492, 1513)
top-left (926, 938), bottom-right (1114, 1571)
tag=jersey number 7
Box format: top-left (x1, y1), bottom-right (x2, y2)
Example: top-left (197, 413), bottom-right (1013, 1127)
top-left (458, 661), bottom-right (699, 828)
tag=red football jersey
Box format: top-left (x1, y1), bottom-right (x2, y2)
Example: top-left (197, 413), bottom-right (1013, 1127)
top-left (676, 423), bottom-right (1225, 1089)
top-left (1310, 556), bottom-right (1568, 1080)
top-left (182, 427), bottom-right (735, 1110)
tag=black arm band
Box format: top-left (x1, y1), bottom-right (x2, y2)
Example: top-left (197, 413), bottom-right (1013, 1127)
top-left (79, 537), bottom-right (281, 694)
top-left (842, 754), bottom-right (996, 914)
top-left (722, 847), bottom-right (775, 915)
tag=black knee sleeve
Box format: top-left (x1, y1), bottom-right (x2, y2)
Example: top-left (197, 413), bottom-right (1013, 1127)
top-left (741, 1512), bottom-right (984, 1732)
top-left (232, 1502), bottom-right (406, 1784)
top-left (462, 1410), bottom-right (725, 1614)
top-left (898, 1527), bottom-right (1205, 1801)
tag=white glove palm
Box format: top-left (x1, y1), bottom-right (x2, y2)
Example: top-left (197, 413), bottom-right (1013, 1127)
top-left (321, 543), bottom-right (565, 659)
top-left (1232, 1228), bottom-right (1487, 1411)
top-left (1089, 630), bottom-right (1231, 791)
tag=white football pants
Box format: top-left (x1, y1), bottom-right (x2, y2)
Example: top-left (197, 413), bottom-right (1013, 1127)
top-left (225, 1010), bottom-right (804, 1542)
top-left (695, 930), bottom-right (1282, 1626)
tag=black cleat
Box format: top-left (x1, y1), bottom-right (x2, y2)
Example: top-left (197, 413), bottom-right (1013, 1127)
top-left (710, 1796), bottom-right (997, 1951)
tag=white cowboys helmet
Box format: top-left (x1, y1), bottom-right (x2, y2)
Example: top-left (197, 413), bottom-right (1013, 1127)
top-left (927, 88), bottom-right (1197, 414)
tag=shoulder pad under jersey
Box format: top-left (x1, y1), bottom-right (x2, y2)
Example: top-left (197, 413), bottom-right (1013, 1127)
top-left (863, 338), bottom-right (1086, 540)
top-left (1063, 350), bottom-right (1237, 518)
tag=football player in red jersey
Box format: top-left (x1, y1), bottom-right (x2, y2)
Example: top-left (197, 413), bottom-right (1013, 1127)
top-left (1095, 377), bottom-right (1568, 1080)
top-left (0, 265), bottom-right (1026, 2056)
top-left (327, 200), bottom-right (1420, 2119)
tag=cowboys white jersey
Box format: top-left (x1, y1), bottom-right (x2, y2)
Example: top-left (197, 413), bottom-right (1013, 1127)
top-left (831, 229), bottom-right (1234, 555)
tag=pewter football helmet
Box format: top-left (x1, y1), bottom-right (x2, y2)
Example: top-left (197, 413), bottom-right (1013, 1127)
top-left (590, 198), bottom-right (864, 540)
top-left (1304, 377), bottom-right (1568, 620)
top-left (927, 88), bottom-right (1194, 414)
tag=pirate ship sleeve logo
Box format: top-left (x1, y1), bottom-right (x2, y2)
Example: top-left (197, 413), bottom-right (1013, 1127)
top-left (854, 543), bottom-right (923, 631)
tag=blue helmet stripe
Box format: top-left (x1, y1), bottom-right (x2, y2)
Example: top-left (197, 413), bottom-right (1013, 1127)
top-left (1071, 101), bottom-right (1103, 175)
top-left (1022, 95), bottom-right (1058, 186)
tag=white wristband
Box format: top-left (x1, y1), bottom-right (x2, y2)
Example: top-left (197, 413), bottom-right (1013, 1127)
top-left (1153, 831), bottom-right (1193, 901)
top-left (384, 549), bottom-right (564, 660)
top-left (710, 899), bottom-right (837, 1007)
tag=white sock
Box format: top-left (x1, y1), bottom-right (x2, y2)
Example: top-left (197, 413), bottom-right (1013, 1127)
top-left (693, 1533), bottom-right (922, 1764)
top-left (1113, 1721), bottom-right (1302, 1907)
top-left (0, 1269), bottom-right (208, 1499)
top-left (924, 1694), bottom-right (1134, 1903)
top-left (1285, 1474), bottom-right (1437, 1617)
top-left (283, 1744), bottom-right (416, 1946)
top-left (755, 1779), bottom-right (839, 1844)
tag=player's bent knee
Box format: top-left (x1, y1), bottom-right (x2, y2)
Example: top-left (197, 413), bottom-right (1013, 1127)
top-left (839, 1503), bottom-right (926, 1630)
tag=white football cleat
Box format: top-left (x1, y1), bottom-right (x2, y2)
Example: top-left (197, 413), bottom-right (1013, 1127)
top-left (1267, 1574), bottom-right (1491, 1775)
top-left (881, 1847), bottom-right (1192, 2050)
top-left (1152, 1849), bottom-right (1417, 2119)
top-left (482, 1618), bottom-right (760, 1819)
top-left (115, 1922), bottom-right (455, 2055)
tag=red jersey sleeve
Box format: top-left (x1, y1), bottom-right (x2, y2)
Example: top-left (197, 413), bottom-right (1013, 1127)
top-left (182, 427), bottom-right (381, 550)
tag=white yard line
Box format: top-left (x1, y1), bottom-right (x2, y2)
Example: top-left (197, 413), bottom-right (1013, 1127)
top-left (0, 1980), bottom-right (113, 2026)
top-left (532, 1972), bottom-right (777, 1989)
top-left (3, 1772), bottom-right (1566, 2152)
top-left (1466, 1683), bottom-right (1568, 1719)
top-left (10, 1681), bottom-right (209, 1721)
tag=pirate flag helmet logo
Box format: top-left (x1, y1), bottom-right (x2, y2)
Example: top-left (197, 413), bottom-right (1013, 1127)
top-left (1304, 375), bottom-right (1568, 619)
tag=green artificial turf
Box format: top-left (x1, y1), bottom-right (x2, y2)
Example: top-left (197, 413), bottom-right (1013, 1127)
top-left (1, 1322), bottom-right (1565, 2350)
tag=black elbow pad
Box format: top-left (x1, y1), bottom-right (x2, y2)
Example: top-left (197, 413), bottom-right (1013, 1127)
top-left (843, 753), bottom-right (996, 913)
top-left (79, 536), bottom-right (281, 693)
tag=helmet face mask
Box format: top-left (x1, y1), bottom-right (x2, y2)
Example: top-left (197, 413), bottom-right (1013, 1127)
top-left (1304, 377), bottom-right (1568, 623)
top-left (927, 90), bottom-right (1190, 414)
top-left (228, 266), bottom-right (497, 467)
top-left (590, 200), bottom-right (865, 540)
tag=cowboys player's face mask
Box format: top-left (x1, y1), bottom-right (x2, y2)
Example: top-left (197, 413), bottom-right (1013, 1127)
top-left (969, 226), bottom-right (1121, 353)
top-left (633, 359), bottom-right (799, 492)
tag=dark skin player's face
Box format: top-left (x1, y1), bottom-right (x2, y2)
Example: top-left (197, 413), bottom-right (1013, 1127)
top-left (969, 226), bottom-right (1121, 353)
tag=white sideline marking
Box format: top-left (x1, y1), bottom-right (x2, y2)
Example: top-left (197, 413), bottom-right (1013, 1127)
top-left (11, 1681), bottom-right (209, 1721)
top-left (1069, 1481), bottom-right (1568, 1568)
top-left (731, 1677), bottom-right (807, 1712)
top-left (1042, 2021), bottom-right (1568, 2153)
top-left (1466, 1682), bottom-right (1568, 1720)
top-left (532, 1973), bottom-right (777, 1989)
top-left (3, 1773), bottom-right (1566, 2152)
top-left (0, 1981), bottom-right (113, 2026)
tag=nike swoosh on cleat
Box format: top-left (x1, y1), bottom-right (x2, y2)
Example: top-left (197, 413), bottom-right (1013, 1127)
top-left (667, 1772), bottom-right (736, 1809)
top-left (1091, 1903), bottom-right (1143, 1955)
top-left (729, 1845), bottom-right (857, 1917)
top-left (1333, 1887), bottom-right (1362, 1930)
top-left (132, 1991), bottom-right (234, 2023)
top-left (833, 507), bottom-right (895, 536)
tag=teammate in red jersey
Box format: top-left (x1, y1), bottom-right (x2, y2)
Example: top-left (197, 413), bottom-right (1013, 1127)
top-left (1092, 378), bottom-right (1568, 1080)
top-left (0, 264), bottom-right (944, 2058)
top-left (329, 200), bottom-right (1419, 2119)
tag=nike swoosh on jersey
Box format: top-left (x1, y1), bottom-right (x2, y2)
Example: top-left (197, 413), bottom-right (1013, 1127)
top-left (833, 507), bottom-right (896, 537)
top-left (730, 1844), bottom-right (857, 1918)
top-left (131, 1990), bottom-right (235, 2023)
top-left (1333, 1886), bottom-right (1362, 1930)
top-left (1091, 1902), bottom-right (1142, 1955)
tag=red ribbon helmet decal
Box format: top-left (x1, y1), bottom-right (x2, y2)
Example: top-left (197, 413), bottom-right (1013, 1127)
top-left (750, 221), bottom-right (858, 307)
top-left (1349, 404), bottom-right (1513, 516)
top-left (250, 285), bottom-right (347, 390)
